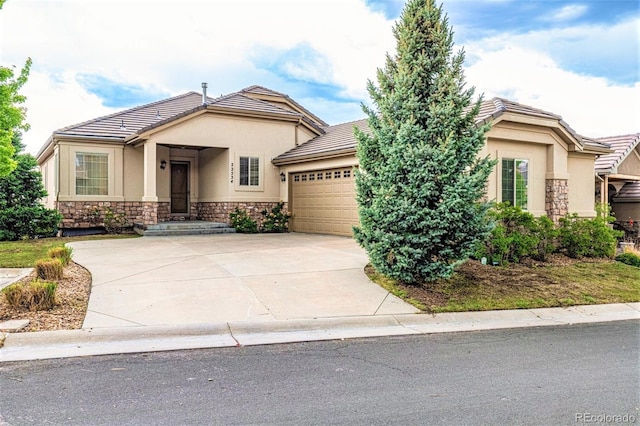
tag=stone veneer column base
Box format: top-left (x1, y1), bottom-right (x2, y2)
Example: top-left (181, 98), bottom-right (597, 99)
top-left (545, 179), bottom-right (568, 223)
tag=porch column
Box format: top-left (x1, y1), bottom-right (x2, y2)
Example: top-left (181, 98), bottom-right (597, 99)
top-left (142, 141), bottom-right (158, 202)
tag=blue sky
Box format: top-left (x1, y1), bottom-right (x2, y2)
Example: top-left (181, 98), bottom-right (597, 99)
top-left (1, 0), bottom-right (638, 154)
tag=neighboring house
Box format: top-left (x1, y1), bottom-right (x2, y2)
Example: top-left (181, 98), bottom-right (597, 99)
top-left (594, 133), bottom-right (640, 225)
top-left (37, 85), bottom-right (613, 237)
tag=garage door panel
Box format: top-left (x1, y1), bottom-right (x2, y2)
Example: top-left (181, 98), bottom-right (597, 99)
top-left (291, 167), bottom-right (358, 237)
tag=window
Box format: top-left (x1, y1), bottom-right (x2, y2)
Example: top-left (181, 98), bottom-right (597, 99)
top-left (294, 175), bottom-right (300, 182)
top-left (334, 171), bottom-right (341, 179)
top-left (343, 170), bottom-right (351, 178)
top-left (76, 153), bottom-right (108, 195)
top-left (239, 156), bottom-right (259, 187)
top-left (502, 158), bottom-right (528, 209)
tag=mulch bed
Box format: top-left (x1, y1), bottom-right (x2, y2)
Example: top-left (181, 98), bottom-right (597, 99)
top-left (0, 262), bottom-right (91, 332)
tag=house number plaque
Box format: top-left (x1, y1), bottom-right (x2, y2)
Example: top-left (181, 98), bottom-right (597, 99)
top-left (230, 162), bottom-right (234, 183)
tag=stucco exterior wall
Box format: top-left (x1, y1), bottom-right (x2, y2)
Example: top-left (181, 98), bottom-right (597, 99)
top-left (123, 146), bottom-right (144, 200)
top-left (618, 147), bottom-right (640, 176)
top-left (567, 153), bottom-right (597, 217)
top-left (39, 150), bottom-right (57, 209)
top-left (198, 147), bottom-right (228, 201)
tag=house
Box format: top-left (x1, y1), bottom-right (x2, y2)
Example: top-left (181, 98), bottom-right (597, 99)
top-left (37, 84), bottom-right (613, 237)
top-left (594, 133), bottom-right (640, 230)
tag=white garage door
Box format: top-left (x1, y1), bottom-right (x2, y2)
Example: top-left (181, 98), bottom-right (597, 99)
top-left (290, 167), bottom-right (359, 237)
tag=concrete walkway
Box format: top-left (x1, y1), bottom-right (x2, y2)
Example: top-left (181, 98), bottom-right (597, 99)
top-left (72, 233), bottom-right (419, 328)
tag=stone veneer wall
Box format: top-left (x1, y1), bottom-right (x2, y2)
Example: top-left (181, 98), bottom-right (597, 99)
top-left (57, 201), bottom-right (288, 229)
top-left (545, 179), bottom-right (569, 222)
top-left (56, 201), bottom-right (145, 229)
top-left (198, 201), bottom-right (288, 225)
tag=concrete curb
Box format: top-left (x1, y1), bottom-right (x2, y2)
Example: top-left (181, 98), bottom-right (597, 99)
top-left (1, 303), bottom-right (638, 363)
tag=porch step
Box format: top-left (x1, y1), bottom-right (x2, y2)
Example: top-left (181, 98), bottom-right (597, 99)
top-left (134, 221), bottom-right (236, 236)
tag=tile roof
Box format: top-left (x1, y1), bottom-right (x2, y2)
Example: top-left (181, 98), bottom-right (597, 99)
top-left (613, 181), bottom-right (640, 201)
top-left (51, 87), bottom-right (318, 143)
top-left (273, 97), bottom-right (586, 164)
top-left (273, 119), bottom-right (368, 164)
top-left (594, 133), bottom-right (640, 173)
top-left (54, 92), bottom-right (207, 140)
top-left (476, 97), bottom-right (562, 123)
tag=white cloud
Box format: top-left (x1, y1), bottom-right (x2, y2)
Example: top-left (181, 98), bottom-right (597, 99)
top-left (1, 0), bottom-right (637, 156)
top-left (465, 45), bottom-right (640, 137)
top-left (1, 0), bottom-right (394, 154)
top-left (546, 4), bottom-right (588, 22)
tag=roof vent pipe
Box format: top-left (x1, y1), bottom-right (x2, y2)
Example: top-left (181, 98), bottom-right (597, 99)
top-left (201, 82), bottom-right (208, 105)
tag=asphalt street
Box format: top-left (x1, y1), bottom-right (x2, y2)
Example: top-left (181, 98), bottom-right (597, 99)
top-left (1, 320), bottom-right (638, 425)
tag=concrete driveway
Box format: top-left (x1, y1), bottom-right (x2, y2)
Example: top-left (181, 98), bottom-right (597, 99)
top-left (69, 233), bottom-right (419, 328)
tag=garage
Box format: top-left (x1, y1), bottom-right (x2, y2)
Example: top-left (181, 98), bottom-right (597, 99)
top-left (290, 167), bottom-right (359, 237)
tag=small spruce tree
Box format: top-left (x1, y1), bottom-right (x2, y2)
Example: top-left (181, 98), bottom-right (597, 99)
top-left (354, 0), bottom-right (496, 284)
top-left (0, 133), bottom-right (62, 240)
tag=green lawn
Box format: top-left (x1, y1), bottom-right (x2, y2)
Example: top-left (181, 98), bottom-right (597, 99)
top-left (0, 235), bottom-right (139, 268)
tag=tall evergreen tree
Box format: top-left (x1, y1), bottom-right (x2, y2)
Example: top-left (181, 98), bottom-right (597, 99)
top-left (354, 0), bottom-right (496, 283)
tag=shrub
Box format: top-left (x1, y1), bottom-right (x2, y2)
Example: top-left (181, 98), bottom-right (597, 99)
top-left (104, 207), bottom-right (128, 234)
top-left (0, 205), bottom-right (62, 241)
top-left (229, 208), bottom-right (258, 233)
top-left (615, 252), bottom-right (640, 267)
top-left (558, 205), bottom-right (623, 259)
top-left (2, 280), bottom-right (58, 311)
top-left (35, 258), bottom-right (64, 280)
top-left (475, 203), bottom-right (557, 264)
top-left (47, 246), bottom-right (73, 266)
top-left (260, 202), bottom-right (291, 233)
top-left (0, 153), bottom-right (63, 241)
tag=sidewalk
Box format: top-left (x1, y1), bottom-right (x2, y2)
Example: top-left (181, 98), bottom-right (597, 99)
top-left (1, 303), bottom-right (638, 362)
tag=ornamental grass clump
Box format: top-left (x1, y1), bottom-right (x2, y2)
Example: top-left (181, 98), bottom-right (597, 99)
top-left (2, 280), bottom-right (58, 311)
top-left (47, 246), bottom-right (73, 266)
top-left (35, 257), bottom-right (64, 280)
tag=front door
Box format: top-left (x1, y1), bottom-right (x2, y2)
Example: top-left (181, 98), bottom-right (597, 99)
top-left (171, 162), bottom-right (189, 215)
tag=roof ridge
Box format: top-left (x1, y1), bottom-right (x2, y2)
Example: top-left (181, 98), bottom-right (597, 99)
top-left (241, 85), bottom-right (287, 97)
top-left (325, 118), bottom-right (368, 128)
top-left (55, 91), bottom-right (202, 133)
top-left (595, 132), bottom-right (640, 141)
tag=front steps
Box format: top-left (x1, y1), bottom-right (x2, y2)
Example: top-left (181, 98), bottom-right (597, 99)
top-left (134, 221), bottom-right (236, 236)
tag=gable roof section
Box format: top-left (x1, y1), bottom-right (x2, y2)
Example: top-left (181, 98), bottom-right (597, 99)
top-left (273, 119), bottom-right (368, 165)
top-left (241, 85), bottom-right (329, 127)
top-left (594, 133), bottom-right (640, 174)
top-left (131, 92), bottom-right (309, 140)
top-left (272, 97), bottom-right (593, 165)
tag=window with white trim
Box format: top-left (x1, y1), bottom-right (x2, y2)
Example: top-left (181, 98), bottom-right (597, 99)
top-left (239, 156), bottom-right (259, 187)
top-left (501, 158), bottom-right (528, 209)
top-left (76, 152), bottom-right (108, 195)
